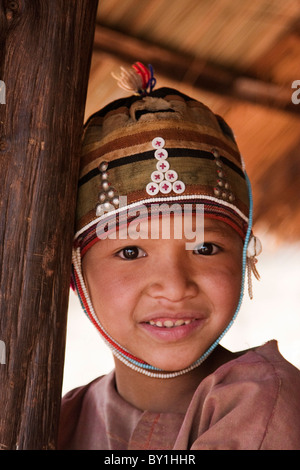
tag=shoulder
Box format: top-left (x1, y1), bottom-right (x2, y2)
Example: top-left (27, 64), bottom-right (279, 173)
top-left (229, 340), bottom-right (300, 395)
top-left (178, 341), bottom-right (300, 450)
top-left (222, 340), bottom-right (300, 381)
top-left (200, 340), bottom-right (300, 393)
top-left (214, 340), bottom-right (300, 421)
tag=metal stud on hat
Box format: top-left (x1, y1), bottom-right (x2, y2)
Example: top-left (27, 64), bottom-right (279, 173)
top-left (159, 180), bottom-right (172, 194)
top-left (146, 182), bottom-right (159, 196)
top-left (151, 170), bottom-right (164, 183)
top-left (154, 149), bottom-right (168, 160)
top-left (152, 136), bottom-right (165, 149)
top-left (146, 136), bottom-right (186, 197)
top-left (212, 148), bottom-right (235, 203)
top-left (96, 161), bottom-right (120, 216)
top-left (156, 160), bottom-right (170, 172)
top-left (165, 170), bottom-right (178, 182)
top-left (173, 180), bottom-right (185, 194)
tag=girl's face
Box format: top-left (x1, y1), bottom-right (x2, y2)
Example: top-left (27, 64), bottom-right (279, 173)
top-left (82, 216), bottom-right (243, 372)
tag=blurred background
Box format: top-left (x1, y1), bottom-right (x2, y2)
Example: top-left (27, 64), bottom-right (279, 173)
top-left (62, 0), bottom-right (300, 394)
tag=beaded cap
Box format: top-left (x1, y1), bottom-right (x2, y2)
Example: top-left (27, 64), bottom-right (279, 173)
top-left (75, 87), bottom-right (249, 256)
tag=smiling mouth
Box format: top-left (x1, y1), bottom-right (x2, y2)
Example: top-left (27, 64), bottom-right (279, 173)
top-left (146, 319), bottom-right (195, 328)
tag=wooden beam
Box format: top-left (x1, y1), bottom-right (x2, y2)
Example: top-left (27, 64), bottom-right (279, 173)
top-left (0, 0), bottom-right (98, 449)
top-left (94, 24), bottom-right (299, 115)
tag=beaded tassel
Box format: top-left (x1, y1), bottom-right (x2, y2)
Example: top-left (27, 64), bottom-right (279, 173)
top-left (112, 62), bottom-right (156, 96)
top-left (246, 235), bottom-right (262, 299)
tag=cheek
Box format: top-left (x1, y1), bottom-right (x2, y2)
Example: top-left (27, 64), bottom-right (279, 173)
top-left (201, 261), bottom-right (242, 311)
top-left (84, 264), bottom-right (138, 322)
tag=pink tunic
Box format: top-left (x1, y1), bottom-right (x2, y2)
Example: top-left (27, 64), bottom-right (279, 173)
top-left (58, 341), bottom-right (300, 450)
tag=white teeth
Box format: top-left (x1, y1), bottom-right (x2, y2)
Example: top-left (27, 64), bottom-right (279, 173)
top-left (148, 319), bottom-right (193, 328)
top-left (149, 320), bottom-right (163, 327)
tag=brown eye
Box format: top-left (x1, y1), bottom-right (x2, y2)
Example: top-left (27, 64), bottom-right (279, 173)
top-left (117, 246), bottom-right (146, 260)
top-left (193, 243), bottom-right (219, 256)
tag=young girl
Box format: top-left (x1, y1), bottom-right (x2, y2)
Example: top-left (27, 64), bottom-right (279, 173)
top-left (58, 63), bottom-right (300, 450)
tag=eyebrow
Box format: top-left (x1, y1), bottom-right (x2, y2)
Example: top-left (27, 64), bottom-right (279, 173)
top-left (122, 226), bottom-right (237, 243)
top-left (203, 226), bottom-right (238, 240)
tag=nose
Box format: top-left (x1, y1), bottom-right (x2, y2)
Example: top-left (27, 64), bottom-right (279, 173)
top-left (146, 255), bottom-right (199, 302)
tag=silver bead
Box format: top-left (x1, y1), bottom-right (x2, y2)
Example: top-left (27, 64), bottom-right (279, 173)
top-left (107, 189), bottom-right (115, 199)
top-left (101, 172), bottom-right (108, 180)
top-left (99, 161), bottom-right (108, 172)
top-left (101, 180), bottom-right (109, 191)
top-left (96, 203), bottom-right (104, 216)
top-left (103, 201), bottom-right (113, 212)
top-left (98, 192), bottom-right (106, 203)
top-left (112, 197), bottom-right (119, 207)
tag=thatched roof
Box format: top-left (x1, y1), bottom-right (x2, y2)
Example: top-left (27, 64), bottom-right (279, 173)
top-left (86, 0), bottom-right (300, 241)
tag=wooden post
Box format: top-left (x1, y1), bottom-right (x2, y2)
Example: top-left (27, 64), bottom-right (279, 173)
top-left (0, 0), bottom-right (98, 449)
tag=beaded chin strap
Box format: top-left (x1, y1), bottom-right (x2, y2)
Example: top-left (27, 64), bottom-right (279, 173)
top-left (72, 172), bottom-right (260, 379)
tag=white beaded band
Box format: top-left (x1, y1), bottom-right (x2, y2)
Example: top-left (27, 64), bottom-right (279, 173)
top-left (75, 194), bottom-right (249, 242)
